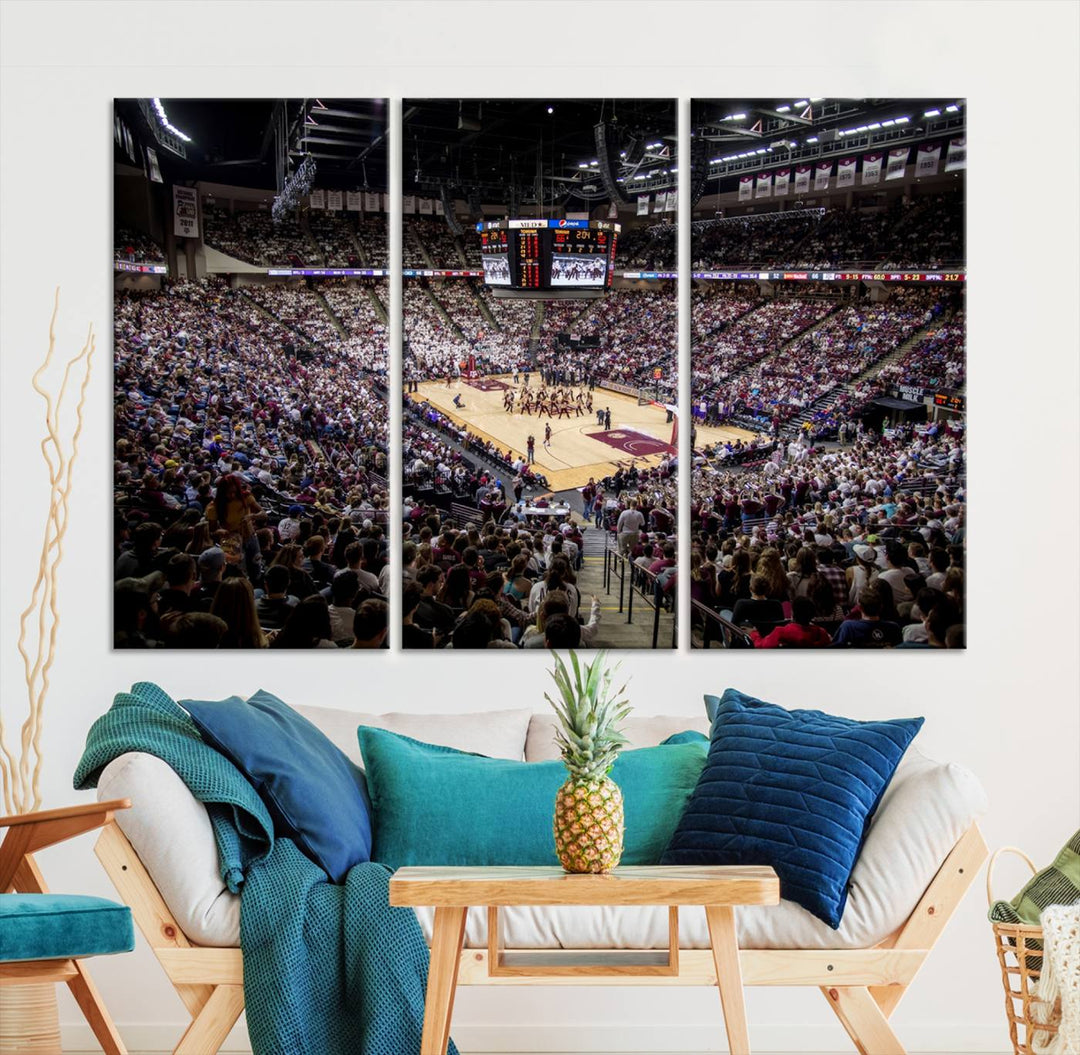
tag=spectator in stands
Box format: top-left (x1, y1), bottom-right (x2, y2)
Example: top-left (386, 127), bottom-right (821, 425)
top-left (832, 585), bottom-right (902, 648)
top-left (351, 599), bottom-right (389, 649)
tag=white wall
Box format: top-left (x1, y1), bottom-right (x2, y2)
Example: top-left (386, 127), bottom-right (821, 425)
top-left (1, 3), bottom-right (1078, 1052)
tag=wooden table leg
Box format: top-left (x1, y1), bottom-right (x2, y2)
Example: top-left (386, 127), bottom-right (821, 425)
top-left (705, 905), bottom-right (751, 1055)
top-left (422, 906), bottom-right (468, 1055)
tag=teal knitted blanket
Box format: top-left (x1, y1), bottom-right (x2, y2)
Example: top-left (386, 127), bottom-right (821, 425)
top-left (74, 681), bottom-right (456, 1055)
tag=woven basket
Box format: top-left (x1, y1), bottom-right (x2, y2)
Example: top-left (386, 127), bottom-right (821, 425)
top-left (989, 846), bottom-right (1062, 1055)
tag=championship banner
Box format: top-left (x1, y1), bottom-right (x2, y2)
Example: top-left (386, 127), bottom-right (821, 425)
top-left (146, 147), bottom-right (163, 184)
top-left (345, 191), bottom-right (362, 211)
top-left (172, 185), bottom-right (199, 238)
top-left (664, 189), bottom-right (677, 212)
top-left (403, 194), bottom-right (416, 214)
top-left (836, 157), bottom-right (857, 188)
top-left (755, 172), bottom-right (772, 198)
top-left (309, 188), bottom-right (326, 209)
top-left (381, 193), bottom-right (391, 212)
top-left (608, 202), bottom-right (618, 219)
top-left (814, 161), bottom-right (833, 191)
top-left (435, 199), bottom-right (445, 215)
top-left (916, 142), bottom-right (942, 178)
top-left (738, 175), bottom-right (754, 201)
top-left (944, 137), bottom-right (966, 172)
top-left (654, 194), bottom-right (665, 214)
top-left (885, 147), bottom-right (909, 180)
top-left (861, 153), bottom-right (883, 185)
top-left (794, 165), bottom-right (811, 194)
top-left (327, 189), bottom-right (343, 211)
top-left (363, 191), bottom-right (380, 213)
top-left (774, 168), bottom-right (790, 196)
top-left (419, 197), bottom-right (433, 215)
top-left (636, 195), bottom-right (650, 216)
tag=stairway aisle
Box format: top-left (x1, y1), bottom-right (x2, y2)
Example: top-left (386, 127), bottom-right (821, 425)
top-left (576, 526), bottom-right (675, 650)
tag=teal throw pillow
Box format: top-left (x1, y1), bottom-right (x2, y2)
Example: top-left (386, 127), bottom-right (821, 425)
top-left (357, 727), bottom-right (707, 870)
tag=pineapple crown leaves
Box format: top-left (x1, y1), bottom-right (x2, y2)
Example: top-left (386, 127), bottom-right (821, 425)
top-left (546, 650), bottom-right (632, 781)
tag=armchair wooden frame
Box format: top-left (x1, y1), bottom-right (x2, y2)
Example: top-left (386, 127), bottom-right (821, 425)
top-left (94, 820), bottom-right (988, 1055)
top-left (1, 799), bottom-right (133, 1055)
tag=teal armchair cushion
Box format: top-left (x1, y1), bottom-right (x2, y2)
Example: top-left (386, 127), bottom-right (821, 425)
top-left (0, 894), bottom-right (135, 963)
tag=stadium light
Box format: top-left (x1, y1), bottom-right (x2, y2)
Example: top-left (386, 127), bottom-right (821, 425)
top-left (151, 98), bottom-right (192, 143)
top-left (579, 163), bottom-right (589, 168)
top-left (647, 141), bottom-right (662, 149)
top-left (794, 100), bottom-right (808, 107)
top-left (945, 104), bottom-right (959, 113)
top-left (895, 116), bottom-right (910, 124)
top-left (809, 97), bottom-right (824, 102)
top-left (924, 109), bottom-right (941, 117)
top-left (722, 113), bottom-right (746, 121)
top-left (881, 120), bottom-right (895, 127)
top-left (776, 105), bottom-right (790, 113)
top-left (805, 135), bottom-right (818, 143)
top-left (547, 106), bottom-right (554, 114)
top-left (868, 122), bottom-right (881, 130)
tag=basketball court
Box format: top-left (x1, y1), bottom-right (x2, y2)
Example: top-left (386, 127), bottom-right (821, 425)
top-left (692, 420), bottom-right (763, 450)
top-left (409, 376), bottom-right (676, 491)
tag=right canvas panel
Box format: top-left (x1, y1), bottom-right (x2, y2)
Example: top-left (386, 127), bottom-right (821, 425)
top-left (689, 99), bottom-right (966, 649)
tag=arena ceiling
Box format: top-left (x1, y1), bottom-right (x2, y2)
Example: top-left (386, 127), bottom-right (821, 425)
top-left (403, 98), bottom-right (677, 204)
top-left (114, 98), bottom-right (389, 191)
top-left (691, 97), bottom-right (965, 181)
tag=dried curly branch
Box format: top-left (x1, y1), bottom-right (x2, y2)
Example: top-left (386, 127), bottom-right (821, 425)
top-left (0, 289), bottom-right (95, 814)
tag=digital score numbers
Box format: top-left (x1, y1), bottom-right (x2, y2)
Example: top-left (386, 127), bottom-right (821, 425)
top-left (551, 228), bottom-right (608, 254)
top-left (476, 219), bottom-right (621, 291)
top-left (518, 230), bottom-right (542, 288)
top-left (480, 229), bottom-right (508, 251)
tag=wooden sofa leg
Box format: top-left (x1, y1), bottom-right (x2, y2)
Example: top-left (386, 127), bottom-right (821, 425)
top-left (822, 985), bottom-right (905, 1055)
top-left (66, 960), bottom-right (128, 1054)
top-left (173, 984), bottom-right (244, 1055)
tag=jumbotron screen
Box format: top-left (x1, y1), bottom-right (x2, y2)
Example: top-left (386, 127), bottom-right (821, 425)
top-left (478, 219), bottom-right (619, 293)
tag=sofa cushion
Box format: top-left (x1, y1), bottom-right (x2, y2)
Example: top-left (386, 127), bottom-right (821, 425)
top-left (97, 739), bottom-right (985, 951)
top-left (525, 712), bottom-right (711, 762)
top-left (296, 705), bottom-right (533, 767)
top-left (662, 689), bottom-right (923, 929)
top-left (0, 894), bottom-right (134, 963)
top-left (182, 690), bottom-right (371, 882)
top-left (358, 728), bottom-right (708, 870)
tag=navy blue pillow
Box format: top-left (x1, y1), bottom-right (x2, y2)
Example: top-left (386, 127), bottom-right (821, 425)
top-left (662, 689), bottom-right (923, 928)
top-left (182, 690), bottom-right (371, 882)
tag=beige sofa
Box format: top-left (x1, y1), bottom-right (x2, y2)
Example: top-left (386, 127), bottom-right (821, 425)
top-left (95, 705), bottom-right (989, 1054)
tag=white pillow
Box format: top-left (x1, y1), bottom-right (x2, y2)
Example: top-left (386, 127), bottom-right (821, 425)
top-left (296, 705), bottom-right (533, 765)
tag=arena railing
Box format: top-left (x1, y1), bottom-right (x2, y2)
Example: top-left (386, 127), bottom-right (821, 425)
top-left (602, 539), bottom-right (676, 650)
top-left (690, 600), bottom-right (754, 650)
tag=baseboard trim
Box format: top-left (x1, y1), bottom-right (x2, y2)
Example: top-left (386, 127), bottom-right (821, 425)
top-left (61, 1019), bottom-right (1012, 1052)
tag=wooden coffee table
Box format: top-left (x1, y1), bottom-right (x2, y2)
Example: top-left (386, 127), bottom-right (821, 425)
top-left (389, 864), bottom-right (780, 1055)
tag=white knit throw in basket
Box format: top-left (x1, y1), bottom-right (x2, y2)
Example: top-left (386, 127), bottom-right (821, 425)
top-left (1032, 902), bottom-right (1080, 1055)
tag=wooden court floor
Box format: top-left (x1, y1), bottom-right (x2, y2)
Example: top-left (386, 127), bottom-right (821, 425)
top-left (409, 376), bottom-right (679, 491)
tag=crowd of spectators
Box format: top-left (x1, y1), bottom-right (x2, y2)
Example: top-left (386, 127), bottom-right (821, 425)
top-left (720, 289), bottom-right (944, 424)
top-left (115, 227), bottom-right (165, 263)
top-left (875, 307), bottom-right (966, 393)
top-left (202, 206), bottom-right (311, 267)
top-left (404, 217), bottom-right (464, 268)
top-left (114, 277), bottom-right (390, 648)
top-left (692, 191), bottom-right (964, 270)
top-left (690, 420), bottom-right (965, 648)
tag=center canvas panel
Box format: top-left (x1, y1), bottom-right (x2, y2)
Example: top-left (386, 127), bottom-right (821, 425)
top-left (401, 99), bottom-right (678, 650)
top-left (113, 98), bottom-right (390, 650)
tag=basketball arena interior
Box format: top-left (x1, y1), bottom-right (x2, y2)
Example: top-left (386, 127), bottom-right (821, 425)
top-left (113, 98), bottom-right (390, 650)
top-left (112, 96), bottom-right (965, 653)
top-left (401, 98), bottom-right (679, 650)
top-left (688, 98), bottom-right (965, 649)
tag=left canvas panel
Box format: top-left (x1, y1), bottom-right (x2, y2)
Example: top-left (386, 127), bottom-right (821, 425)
top-left (113, 99), bottom-right (390, 649)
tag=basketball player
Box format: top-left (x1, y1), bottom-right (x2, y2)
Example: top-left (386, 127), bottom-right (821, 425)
top-left (544, 422), bottom-right (552, 449)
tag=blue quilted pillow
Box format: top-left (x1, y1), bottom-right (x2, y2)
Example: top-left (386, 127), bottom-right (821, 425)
top-left (662, 688), bottom-right (923, 928)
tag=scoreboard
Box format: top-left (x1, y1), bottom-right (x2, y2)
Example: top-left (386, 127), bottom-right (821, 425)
top-left (478, 219), bottom-right (620, 297)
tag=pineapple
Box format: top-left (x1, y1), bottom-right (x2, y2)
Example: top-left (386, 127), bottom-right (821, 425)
top-left (546, 650), bottom-right (632, 874)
